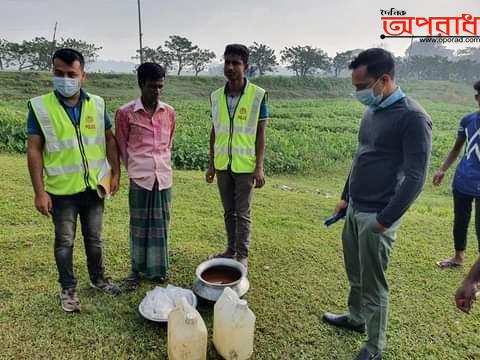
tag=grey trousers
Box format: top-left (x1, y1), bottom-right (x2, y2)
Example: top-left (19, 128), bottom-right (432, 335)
top-left (342, 205), bottom-right (400, 354)
top-left (216, 170), bottom-right (254, 258)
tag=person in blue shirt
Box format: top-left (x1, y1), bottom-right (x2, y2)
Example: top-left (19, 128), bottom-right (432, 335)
top-left (26, 48), bottom-right (120, 312)
top-left (455, 256), bottom-right (480, 313)
top-left (205, 44), bottom-right (269, 270)
top-left (434, 80), bottom-right (480, 268)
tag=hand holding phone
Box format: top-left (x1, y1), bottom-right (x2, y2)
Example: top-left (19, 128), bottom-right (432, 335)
top-left (324, 205), bottom-right (347, 227)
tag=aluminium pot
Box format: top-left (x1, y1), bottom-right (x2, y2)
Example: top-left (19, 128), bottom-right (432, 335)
top-left (192, 258), bottom-right (249, 302)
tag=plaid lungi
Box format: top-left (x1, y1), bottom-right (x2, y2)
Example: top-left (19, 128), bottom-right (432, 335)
top-left (129, 181), bottom-right (171, 279)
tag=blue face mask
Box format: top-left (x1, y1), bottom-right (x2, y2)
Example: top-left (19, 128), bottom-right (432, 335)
top-left (53, 77), bottom-right (81, 98)
top-left (354, 78), bottom-right (384, 107)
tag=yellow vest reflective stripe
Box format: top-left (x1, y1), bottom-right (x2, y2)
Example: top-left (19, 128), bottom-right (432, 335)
top-left (211, 82), bottom-right (265, 173)
top-left (213, 146), bottom-right (256, 157)
top-left (29, 92), bottom-right (109, 195)
top-left (45, 159), bottom-right (109, 176)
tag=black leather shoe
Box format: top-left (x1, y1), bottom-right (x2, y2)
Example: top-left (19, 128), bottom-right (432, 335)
top-left (322, 312), bottom-right (366, 333)
top-left (353, 346), bottom-right (382, 360)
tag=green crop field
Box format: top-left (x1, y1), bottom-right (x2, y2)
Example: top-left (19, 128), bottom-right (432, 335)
top-left (0, 71), bottom-right (479, 359)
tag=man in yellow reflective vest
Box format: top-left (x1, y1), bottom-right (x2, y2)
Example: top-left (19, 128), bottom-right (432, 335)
top-left (206, 44), bottom-right (269, 269)
top-left (26, 48), bottom-right (121, 312)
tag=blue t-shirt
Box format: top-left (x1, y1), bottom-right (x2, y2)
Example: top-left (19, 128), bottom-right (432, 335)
top-left (26, 89), bottom-right (112, 136)
top-left (453, 111), bottom-right (480, 196)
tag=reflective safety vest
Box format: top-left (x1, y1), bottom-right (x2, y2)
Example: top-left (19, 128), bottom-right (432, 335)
top-left (29, 92), bottom-right (110, 195)
top-left (211, 82), bottom-right (265, 173)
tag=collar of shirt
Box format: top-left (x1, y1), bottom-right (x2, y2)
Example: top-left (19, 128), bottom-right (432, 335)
top-left (224, 78), bottom-right (249, 97)
top-left (54, 88), bottom-right (89, 108)
top-left (371, 86), bottom-right (406, 112)
top-left (133, 98), bottom-right (166, 114)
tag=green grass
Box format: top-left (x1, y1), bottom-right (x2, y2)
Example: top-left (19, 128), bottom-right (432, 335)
top-left (1, 72), bottom-right (480, 358)
top-left (1, 153), bottom-right (480, 359)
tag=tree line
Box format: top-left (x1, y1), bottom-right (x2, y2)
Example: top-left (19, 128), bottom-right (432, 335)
top-left (132, 35), bottom-right (216, 76)
top-left (1, 35), bottom-right (479, 81)
top-left (0, 37), bottom-right (100, 71)
top-left (396, 42), bottom-right (480, 81)
top-left (134, 37), bottom-right (350, 77)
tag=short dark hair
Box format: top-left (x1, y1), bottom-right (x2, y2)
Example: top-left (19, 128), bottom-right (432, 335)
top-left (474, 80), bottom-right (480, 94)
top-left (349, 48), bottom-right (395, 79)
top-left (224, 44), bottom-right (249, 64)
top-left (52, 48), bottom-right (85, 67)
top-left (137, 62), bottom-right (165, 87)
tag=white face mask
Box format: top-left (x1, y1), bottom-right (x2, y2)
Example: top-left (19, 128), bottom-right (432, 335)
top-left (53, 77), bottom-right (81, 98)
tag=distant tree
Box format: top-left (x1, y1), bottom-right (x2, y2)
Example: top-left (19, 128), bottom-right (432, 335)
top-left (406, 56), bottom-right (430, 79)
top-left (332, 50), bottom-right (355, 77)
top-left (405, 56), bottom-right (449, 80)
top-left (453, 59), bottom-right (480, 81)
top-left (29, 37), bottom-right (55, 71)
top-left (155, 46), bottom-right (175, 73)
top-left (0, 36), bottom-right (100, 71)
top-left (394, 56), bottom-right (408, 79)
top-left (164, 35), bottom-right (197, 75)
top-left (189, 49), bottom-right (215, 76)
top-left (0, 39), bottom-right (6, 70)
top-left (2, 37), bottom-right (102, 71)
top-left (132, 46), bottom-right (158, 63)
top-left (456, 47), bottom-right (480, 63)
top-left (280, 45), bottom-right (331, 77)
top-left (0, 39), bottom-right (15, 70)
top-left (395, 53), bottom-right (480, 81)
top-left (1, 39), bottom-right (47, 71)
top-left (132, 46), bottom-right (174, 73)
top-left (248, 42), bottom-right (278, 76)
top-left (405, 40), bottom-right (454, 59)
top-left (9, 41), bottom-right (35, 71)
top-left (58, 38), bottom-right (102, 63)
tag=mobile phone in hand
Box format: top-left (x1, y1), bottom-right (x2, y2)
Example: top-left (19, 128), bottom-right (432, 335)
top-left (324, 207), bottom-right (347, 227)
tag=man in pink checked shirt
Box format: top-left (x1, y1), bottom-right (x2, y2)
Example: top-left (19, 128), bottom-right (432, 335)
top-left (115, 63), bottom-right (176, 290)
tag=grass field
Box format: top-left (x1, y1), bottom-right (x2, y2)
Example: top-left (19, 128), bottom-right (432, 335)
top-left (1, 153), bottom-right (480, 359)
top-left (1, 72), bottom-right (480, 359)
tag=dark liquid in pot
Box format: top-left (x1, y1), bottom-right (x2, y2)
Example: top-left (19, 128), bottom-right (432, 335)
top-left (201, 266), bottom-right (242, 284)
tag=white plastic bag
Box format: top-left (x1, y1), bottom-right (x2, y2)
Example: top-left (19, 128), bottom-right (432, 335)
top-left (139, 285), bottom-right (197, 321)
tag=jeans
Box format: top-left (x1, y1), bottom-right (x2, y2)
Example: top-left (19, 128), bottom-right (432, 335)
top-left (50, 189), bottom-right (105, 289)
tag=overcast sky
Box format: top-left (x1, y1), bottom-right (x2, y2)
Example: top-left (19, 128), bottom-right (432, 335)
top-left (1, 0), bottom-right (478, 62)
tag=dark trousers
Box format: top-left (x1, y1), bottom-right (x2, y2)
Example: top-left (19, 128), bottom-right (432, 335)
top-left (50, 189), bottom-right (105, 289)
top-left (453, 189), bottom-right (480, 252)
top-left (216, 170), bottom-right (254, 259)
